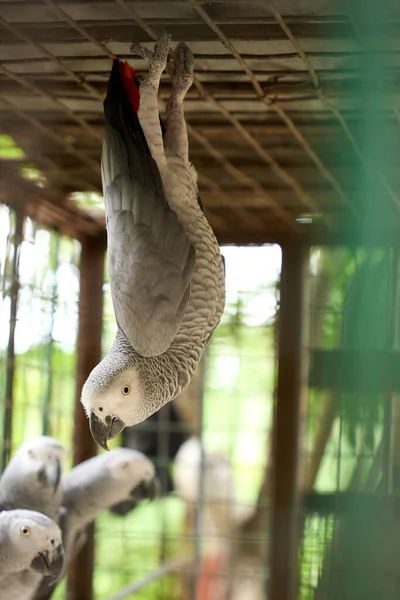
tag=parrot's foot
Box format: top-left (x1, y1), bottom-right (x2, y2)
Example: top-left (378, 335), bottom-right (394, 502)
top-left (131, 32), bottom-right (170, 89)
top-left (167, 42), bottom-right (194, 101)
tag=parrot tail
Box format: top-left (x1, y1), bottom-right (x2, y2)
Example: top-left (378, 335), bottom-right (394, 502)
top-left (104, 59), bottom-right (151, 158)
top-left (118, 60), bottom-right (141, 114)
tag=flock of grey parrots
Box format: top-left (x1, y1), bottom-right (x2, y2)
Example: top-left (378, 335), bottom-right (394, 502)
top-left (0, 33), bottom-right (225, 600)
top-left (0, 436), bottom-right (157, 599)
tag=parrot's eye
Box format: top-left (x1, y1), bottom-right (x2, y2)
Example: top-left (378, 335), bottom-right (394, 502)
top-left (20, 526), bottom-right (30, 537)
top-left (122, 385), bottom-right (131, 396)
top-left (98, 407), bottom-right (103, 412)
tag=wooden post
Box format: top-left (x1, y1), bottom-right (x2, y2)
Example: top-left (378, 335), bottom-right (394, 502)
top-left (268, 242), bottom-right (309, 600)
top-left (67, 235), bottom-right (105, 600)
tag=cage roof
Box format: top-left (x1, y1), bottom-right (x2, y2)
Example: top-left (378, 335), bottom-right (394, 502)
top-left (1, 0), bottom-right (399, 244)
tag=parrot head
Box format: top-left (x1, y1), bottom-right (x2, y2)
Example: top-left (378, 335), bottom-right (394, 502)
top-left (81, 358), bottom-right (146, 451)
top-left (7, 509), bottom-right (64, 580)
top-left (105, 447), bottom-right (159, 503)
top-left (8, 437), bottom-right (67, 494)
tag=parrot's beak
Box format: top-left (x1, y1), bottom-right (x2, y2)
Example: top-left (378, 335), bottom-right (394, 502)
top-left (130, 476), bottom-right (160, 502)
top-left (31, 543), bottom-right (64, 583)
top-left (38, 459), bottom-right (62, 492)
top-left (109, 498), bottom-right (138, 516)
top-left (89, 412), bottom-right (125, 451)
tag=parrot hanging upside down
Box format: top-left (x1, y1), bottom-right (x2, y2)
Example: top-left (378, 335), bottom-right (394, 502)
top-left (81, 34), bottom-right (226, 450)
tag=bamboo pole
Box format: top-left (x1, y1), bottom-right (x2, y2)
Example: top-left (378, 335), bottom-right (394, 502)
top-left (66, 235), bottom-right (105, 600)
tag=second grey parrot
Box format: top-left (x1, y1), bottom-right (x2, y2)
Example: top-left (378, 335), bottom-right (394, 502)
top-left (61, 447), bottom-right (158, 554)
top-left (81, 36), bottom-right (225, 450)
top-left (0, 437), bottom-right (67, 522)
top-left (34, 447), bottom-right (158, 600)
top-left (0, 509), bottom-right (64, 600)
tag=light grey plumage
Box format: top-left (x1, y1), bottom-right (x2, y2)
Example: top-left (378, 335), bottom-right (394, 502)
top-left (81, 36), bottom-right (225, 449)
top-left (173, 438), bottom-right (254, 545)
top-left (61, 447), bottom-right (157, 556)
top-left (34, 447), bottom-right (158, 600)
top-left (0, 509), bottom-right (63, 599)
top-left (0, 437), bottom-right (67, 522)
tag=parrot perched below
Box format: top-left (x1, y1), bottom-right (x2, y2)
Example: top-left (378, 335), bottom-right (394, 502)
top-left (81, 33), bottom-right (226, 450)
top-left (60, 447), bottom-right (158, 556)
top-left (173, 438), bottom-right (253, 600)
top-left (0, 509), bottom-right (64, 599)
top-left (0, 437), bottom-right (67, 522)
top-left (110, 401), bottom-right (188, 516)
top-left (173, 437), bottom-right (253, 552)
top-left (34, 448), bottom-right (158, 600)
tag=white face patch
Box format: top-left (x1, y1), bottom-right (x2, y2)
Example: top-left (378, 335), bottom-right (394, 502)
top-left (87, 368), bottom-right (143, 427)
top-left (107, 450), bottom-right (155, 487)
top-left (24, 439), bottom-right (67, 468)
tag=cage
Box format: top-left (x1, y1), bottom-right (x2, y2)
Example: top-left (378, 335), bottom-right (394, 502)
top-left (1, 1), bottom-right (400, 599)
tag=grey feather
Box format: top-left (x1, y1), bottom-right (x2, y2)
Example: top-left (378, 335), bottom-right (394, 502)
top-left (61, 448), bottom-right (157, 547)
top-left (0, 510), bottom-right (63, 600)
top-left (33, 448), bottom-right (157, 600)
top-left (0, 437), bottom-right (66, 522)
top-left (103, 122), bottom-right (196, 358)
top-left (82, 51), bottom-right (225, 439)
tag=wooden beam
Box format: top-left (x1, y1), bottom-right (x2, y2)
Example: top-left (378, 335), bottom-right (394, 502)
top-left (67, 235), bottom-right (105, 600)
top-left (268, 243), bottom-right (309, 600)
top-left (0, 163), bottom-right (105, 240)
top-left (303, 491), bottom-right (400, 514)
top-left (0, 119), bottom-right (373, 139)
top-left (0, 21), bottom-right (367, 44)
top-left (310, 349), bottom-right (400, 393)
top-left (214, 222), bottom-right (400, 247)
top-left (0, 77), bottom-right (393, 101)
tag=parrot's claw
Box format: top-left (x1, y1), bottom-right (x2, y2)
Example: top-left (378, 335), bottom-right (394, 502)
top-left (130, 44), bottom-right (154, 61)
top-left (130, 32), bottom-right (171, 89)
top-left (167, 42), bottom-right (194, 100)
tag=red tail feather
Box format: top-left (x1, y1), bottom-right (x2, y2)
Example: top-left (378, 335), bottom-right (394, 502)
top-left (117, 60), bottom-right (140, 113)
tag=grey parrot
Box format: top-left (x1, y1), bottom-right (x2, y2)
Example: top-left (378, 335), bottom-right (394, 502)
top-left (0, 437), bottom-right (67, 522)
top-left (0, 509), bottom-right (64, 599)
top-left (34, 447), bottom-right (158, 600)
top-left (110, 401), bottom-right (187, 516)
top-left (60, 447), bottom-right (158, 553)
top-left (81, 35), bottom-right (226, 450)
top-left (173, 437), bottom-right (254, 541)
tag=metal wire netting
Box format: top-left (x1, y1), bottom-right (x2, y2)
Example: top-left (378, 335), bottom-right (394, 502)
top-left (0, 205), bottom-right (80, 469)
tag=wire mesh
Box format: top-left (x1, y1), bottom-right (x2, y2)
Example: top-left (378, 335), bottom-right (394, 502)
top-left (91, 244), bottom-right (279, 599)
top-left (0, 206), bottom-right (80, 466)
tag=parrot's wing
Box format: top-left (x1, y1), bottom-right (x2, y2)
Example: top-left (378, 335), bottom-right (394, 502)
top-left (102, 60), bottom-right (196, 358)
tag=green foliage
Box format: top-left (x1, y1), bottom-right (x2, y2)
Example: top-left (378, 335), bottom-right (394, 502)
top-left (19, 164), bottom-right (46, 187)
top-left (299, 515), bottom-right (335, 600)
top-left (310, 247), bottom-right (391, 456)
top-left (70, 191), bottom-right (105, 211)
top-left (0, 135), bottom-right (24, 159)
top-left (302, 243), bottom-right (396, 597)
